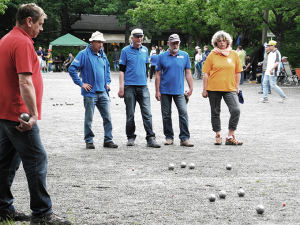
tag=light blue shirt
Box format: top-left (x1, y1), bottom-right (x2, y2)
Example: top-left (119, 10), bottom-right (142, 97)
top-left (156, 50), bottom-right (191, 95)
top-left (119, 44), bottom-right (149, 85)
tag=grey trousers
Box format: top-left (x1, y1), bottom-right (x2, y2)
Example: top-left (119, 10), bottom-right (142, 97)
top-left (208, 91), bottom-right (240, 132)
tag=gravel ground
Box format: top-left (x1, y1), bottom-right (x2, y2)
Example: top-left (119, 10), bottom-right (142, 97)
top-left (9, 72), bottom-right (300, 225)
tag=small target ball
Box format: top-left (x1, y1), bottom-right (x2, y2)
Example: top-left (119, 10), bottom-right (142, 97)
top-left (226, 164), bottom-right (232, 170)
top-left (282, 203), bottom-right (286, 206)
top-left (132, 168), bottom-right (134, 171)
top-left (20, 113), bottom-right (30, 122)
top-left (180, 162), bottom-right (187, 168)
top-left (219, 190), bottom-right (227, 199)
top-left (238, 189), bottom-right (245, 197)
top-left (168, 163), bottom-right (175, 170)
top-left (256, 205), bottom-right (265, 214)
top-left (208, 194), bottom-right (216, 202)
top-left (189, 163), bottom-right (195, 169)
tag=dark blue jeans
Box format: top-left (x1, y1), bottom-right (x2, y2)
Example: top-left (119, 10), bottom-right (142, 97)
top-left (161, 94), bottom-right (190, 142)
top-left (124, 85), bottom-right (155, 140)
top-left (83, 91), bottom-right (113, 144)
top-left (0, 120), bottom-right (52, 217)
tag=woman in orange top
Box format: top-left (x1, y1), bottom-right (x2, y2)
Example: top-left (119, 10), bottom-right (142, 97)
top-left (202, 31), bottom-right (243, 146)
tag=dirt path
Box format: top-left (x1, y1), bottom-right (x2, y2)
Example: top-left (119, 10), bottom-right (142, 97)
top-left (11, 72), bottom-right (300, 224)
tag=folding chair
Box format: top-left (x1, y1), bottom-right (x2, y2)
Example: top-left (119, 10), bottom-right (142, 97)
top-left (282, 61), bottom-right (298, 85)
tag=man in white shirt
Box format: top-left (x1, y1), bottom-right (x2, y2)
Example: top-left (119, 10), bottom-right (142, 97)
top-left (260, 40), bottom-right (287, 103)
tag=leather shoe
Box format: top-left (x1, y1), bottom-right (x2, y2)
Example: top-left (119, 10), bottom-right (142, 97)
top-left (0, 209), bottom-right (31, 222)
top-left (86, 143), bottom-right (95, 149)
top-left (103, 141), bottom-right (118, 148)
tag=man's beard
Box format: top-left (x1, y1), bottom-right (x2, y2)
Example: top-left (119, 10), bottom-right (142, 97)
top-left (169, 46), bottom-right (179, 54)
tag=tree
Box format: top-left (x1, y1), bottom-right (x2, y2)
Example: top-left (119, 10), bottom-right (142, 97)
top-left (129, 0), bottom-right (215, 48)
top-left (94, 0), bottom-right (140, 46)
top-left (0, 0), bottom-right (8, 14)
top-left (258, 0), bottom-right (300, 50)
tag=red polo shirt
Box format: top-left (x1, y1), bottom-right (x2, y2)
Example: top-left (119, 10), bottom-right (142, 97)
top-left (0, 27), bottom-right (43, 121)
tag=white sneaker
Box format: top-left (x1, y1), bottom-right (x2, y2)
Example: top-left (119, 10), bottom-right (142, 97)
top-left (259, 98), bottom-right (269, 103)
top-left (278, 96), bottom-right (288, 103)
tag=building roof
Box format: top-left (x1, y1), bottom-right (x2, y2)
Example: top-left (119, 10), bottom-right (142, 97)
top-left (71, 15), bottom-right (125, 32)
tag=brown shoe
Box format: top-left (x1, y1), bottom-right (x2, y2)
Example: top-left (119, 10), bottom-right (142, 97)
top-left (180, 139), bottom-right (194, 147)
top-left (214, 134), bottom-right (222, 145)
top-left (225, 135), bottom-right (243, 145)
top-left (164, 139), bottom-right (174, 145)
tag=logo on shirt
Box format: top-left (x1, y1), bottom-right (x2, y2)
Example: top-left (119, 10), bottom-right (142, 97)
top-left (228, 58), bottom-right (232, 63)
top-left (74, 59), bottom-right (79, 63)
top-left (142, 49), bottom-right (147, 52)
top-left (177, 56), bottom-right (184, 58)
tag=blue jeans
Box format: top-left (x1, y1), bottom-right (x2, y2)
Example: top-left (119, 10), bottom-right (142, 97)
top-left (263, 75), bottom-right (286, 100)
top-left (83, 92), bottom-right (113, 143)
top-left (114, 60), bottom-right (119, 72)
top-left (240, 71), bottom-right (244, 84)
top-left (0, 120), bottom-right (52, 217)
top-left (261, 71), bottom-right (271, 92)
top-left (161, 94), bottom-right (190, 142)
top-left (48, 63), bottom-right (53, 72)
top-left (124, 85), bottom-right (155, 140)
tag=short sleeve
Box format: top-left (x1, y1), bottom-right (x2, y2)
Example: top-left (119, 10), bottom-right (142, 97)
top-left (119, 49), bottom-right (127, 65)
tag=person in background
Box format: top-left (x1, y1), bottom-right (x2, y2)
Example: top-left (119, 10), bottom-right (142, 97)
top-left (149, 52), bottom-right (158, 82)
top-left (202, 30), bottom-right (243, 146)
top-left (46, 49), bottom-right (53, 73)
top-left (41, 48), bottom-right (47, 73)
top-left (62, 52), bottom-right (74, 72)
top-left (258, 44), bottom-right (271, 94)
top-left (195, 48), bottom-right (203, 79)
top-left (113, 48), bottom-right (120, 72)
top-left (237, 46), bottom-right (246, 85)
top-left (159, 45), bottom-right (165, 54)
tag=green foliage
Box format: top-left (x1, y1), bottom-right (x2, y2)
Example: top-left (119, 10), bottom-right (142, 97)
top-left (0, 0), bottom-right (8, 14)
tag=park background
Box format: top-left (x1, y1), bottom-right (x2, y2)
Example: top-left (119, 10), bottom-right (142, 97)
top-left (0, 0), bottom-right (299, 70)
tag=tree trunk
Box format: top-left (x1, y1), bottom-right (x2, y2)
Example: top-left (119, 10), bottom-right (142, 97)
top-left (196, 36), bottom-right (201, 47)
top-left (262, 10), bottom-right (269, 44)
top-left (188, 35), bottom-right (193, 49)
top-left (125, 22), bottom-right (130, 46)
top-left (60, 2), bottom-right (68, 36)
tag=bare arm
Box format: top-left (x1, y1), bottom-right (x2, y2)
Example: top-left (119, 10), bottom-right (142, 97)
top-left (118, 71), bottom-right (125, 98)
top-left (202, 72), bottom-right (209, 98)
top-left (16, 73), bottom-right (38, 132)
top-left (185, 68), bottom-right (193, 97)
top-left (235, 72), bottom-right (241, 93)
top-left (155, 70), bottom-right (162, 101)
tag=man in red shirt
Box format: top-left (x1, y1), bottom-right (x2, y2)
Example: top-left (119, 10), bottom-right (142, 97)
top-left (0, 3), bottom-right (71, 224)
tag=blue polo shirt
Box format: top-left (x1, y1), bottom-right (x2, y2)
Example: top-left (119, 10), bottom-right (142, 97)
top-left (90, 48), bottom-right (105, 92)
top-left (156, 50), bottom-right (191, 95)
top-left (150, 54), bottom-right (158, 66)
top-left (119, 44), bottom-right (149, 85)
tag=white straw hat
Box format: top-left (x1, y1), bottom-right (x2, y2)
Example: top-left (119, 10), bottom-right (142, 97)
top-left (89, 31), bottom-right (106, 42)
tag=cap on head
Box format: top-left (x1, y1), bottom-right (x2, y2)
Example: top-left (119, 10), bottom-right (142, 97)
top-left (48, 49), bottom-right (52, 52)
top-left (267, 40), bottom-right (277, 46)
top-left (195, 46), bottom-right (199, 49)
top-left (282, 56), bottom-right (288, 60)
top-left (89, 31), bottom-right (106, 42)
top-left (169, 34), bottom-right (180, 43)
top-left (131, 28), bottom-right (143, 37)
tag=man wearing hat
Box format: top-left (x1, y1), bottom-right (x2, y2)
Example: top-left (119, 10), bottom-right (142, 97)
top-left (69, 31), bottom-right (118, 149)
top-left (118, 28), bottom-right (160, 148)
top-left (155, 34), bottom-right (194, 147)
top-left (260, 40), bottom-right (287, 103)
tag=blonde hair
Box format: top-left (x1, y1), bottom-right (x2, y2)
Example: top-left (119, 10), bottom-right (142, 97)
top-left (211, 30), bottom-right (232, 48)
